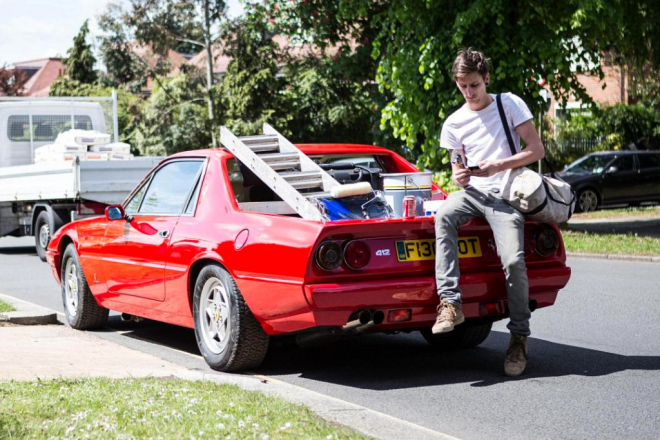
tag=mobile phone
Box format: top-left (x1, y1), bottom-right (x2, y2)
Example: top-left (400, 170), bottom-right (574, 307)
top-left (468, 165), bottom-right (480, 171)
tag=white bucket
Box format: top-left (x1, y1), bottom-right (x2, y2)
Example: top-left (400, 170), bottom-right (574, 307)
top-left (382, 172), bottom-right (433, 217)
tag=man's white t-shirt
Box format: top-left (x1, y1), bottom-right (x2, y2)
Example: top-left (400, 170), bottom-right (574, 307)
top-left (440, 92), bottom-right (533, 192)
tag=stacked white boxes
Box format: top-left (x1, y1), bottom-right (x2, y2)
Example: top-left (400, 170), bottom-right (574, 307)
top-left (34, 130), bottom-right (134, 163)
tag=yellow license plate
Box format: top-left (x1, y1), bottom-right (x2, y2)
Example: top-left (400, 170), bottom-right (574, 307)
top-left (395, 237), bottom-right (482, 261)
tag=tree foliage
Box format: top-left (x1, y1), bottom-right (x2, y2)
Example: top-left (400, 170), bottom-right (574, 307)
top-left (134, 72), bottom-right (212, 156)
top-left (0, 65), bottom-right (27, 96)
top-left (217, 6), bottom-right (285, 136)
top-left (64, 20), bottom-right (98, 84)
top-left (266, 0), bottom-right (660, 170)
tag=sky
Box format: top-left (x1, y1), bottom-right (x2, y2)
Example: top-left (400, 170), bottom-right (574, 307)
top-left (0, 0), bottom-right (244, 67)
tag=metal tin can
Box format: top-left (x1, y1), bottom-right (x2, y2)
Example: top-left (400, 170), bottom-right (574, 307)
top-left (402, 196), bottom-right (416, 218)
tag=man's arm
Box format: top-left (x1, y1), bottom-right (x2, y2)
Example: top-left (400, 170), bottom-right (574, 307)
top-left (471, 120), bottom-right (545, 177)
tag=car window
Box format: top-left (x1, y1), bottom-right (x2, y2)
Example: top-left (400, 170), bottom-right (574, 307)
top-left (7, 115), bottom-right (93, 142)
top-left (610, 155), bottom-right (635, 172)
top-left (139, 160), bottom-right (203, 215)
top-left (125, 181), bottom-right (149, 214)
top-left (184, 179), bottom-right (202, 215)
top-left (638, 154), bottom-right (660, 170)
top-left (565, 155), bottom-right (615, 174)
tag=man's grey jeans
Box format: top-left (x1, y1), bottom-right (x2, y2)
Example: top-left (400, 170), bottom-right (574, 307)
top-left (434, 186), bottom-right (531, 336)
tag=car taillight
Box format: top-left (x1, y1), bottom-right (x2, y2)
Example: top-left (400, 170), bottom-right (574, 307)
top-left (534, 229), bottom-right (559, 257)
top-left (316, 241), bottom-right (343, 271)
top-left (343, 240), bottom-right (371, 270)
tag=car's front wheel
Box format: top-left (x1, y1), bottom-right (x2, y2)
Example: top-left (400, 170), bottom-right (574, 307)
top-left (61, 244), bottom-right (109, 329)
top-left (193, 265), bottom-right (269, 372)
top-left (420, 321), bottom-right (492, 349)
top-left (577, 188), bottom-right (599, 212)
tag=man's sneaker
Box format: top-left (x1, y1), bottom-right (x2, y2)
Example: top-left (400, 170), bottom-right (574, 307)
top-left (431, 299), bottom-right (465, 334)
top-left (504, 334), bottom-right (528, 377)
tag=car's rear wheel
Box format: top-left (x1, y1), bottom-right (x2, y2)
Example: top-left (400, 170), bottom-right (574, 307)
top-left (577, 188), bottom-right (599, 212)
top-left (193, 265), bottom-right (269, 372)
top-left (35, 211), bottom-right (51, 262)
top-left (420, 321), bottom-right (492, 349)
top-left (61, 244), bottom-right (109, 329)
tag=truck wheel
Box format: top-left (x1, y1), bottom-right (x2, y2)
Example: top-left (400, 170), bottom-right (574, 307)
top-left (61, 244), bottom-right (108, 329)
top-left (35, 211), bottom-right (51, 262)
top-left (193, 265), bottom-right (269, 372)
top-left (420, 321), bottom-right (492, 349)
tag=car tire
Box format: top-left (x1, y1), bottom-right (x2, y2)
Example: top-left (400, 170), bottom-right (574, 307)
top-left (577, 188), bottom-right (599, 213)
top-left (420, 321), bottom-right (492, 349)
top-left (35, 211), bottom-right (51, 262)
top-left (61, 244), bottom-right (109, 329)
top-left (193, 264), bottom-right (269, 372)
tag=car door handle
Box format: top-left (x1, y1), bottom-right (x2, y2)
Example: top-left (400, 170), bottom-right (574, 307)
top-left (158, 230), bottom-right (170, 238)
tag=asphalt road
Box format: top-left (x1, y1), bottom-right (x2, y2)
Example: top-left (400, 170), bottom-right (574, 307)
top-left (2, 236), bottom-right (660, 440)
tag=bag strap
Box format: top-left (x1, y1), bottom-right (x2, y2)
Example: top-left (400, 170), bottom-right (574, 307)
top-left (496, 93), bottom-right (562, 178)
top-left (496, 94), bottom-right (517, 156)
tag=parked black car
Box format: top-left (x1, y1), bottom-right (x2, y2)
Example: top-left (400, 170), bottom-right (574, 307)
top-left (558, 151), bottom-right (660, 212)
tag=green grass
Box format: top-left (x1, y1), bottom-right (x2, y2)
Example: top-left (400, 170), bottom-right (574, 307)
top-left (0, 299), bottom-right (15, 313)
top-left (572, 205), bottom-right (660, 220)
top-left (0, 378), bottom-right (373, 440)
top-left (561, 230), bottom-right (660, 256)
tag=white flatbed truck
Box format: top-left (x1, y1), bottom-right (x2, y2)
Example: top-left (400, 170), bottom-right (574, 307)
top-left (0, 94), bottom-right (161, 260)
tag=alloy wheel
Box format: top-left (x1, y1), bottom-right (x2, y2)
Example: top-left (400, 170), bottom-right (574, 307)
top-left (579, 189), bottom-right (598, 212)
top-left (200, 277), bottom-right (231, 355)
top-left (64, 259), bottom-right (79, 317)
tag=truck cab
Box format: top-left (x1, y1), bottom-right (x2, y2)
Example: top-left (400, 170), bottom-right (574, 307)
top-left (0, 101), bottom-right (106, 167)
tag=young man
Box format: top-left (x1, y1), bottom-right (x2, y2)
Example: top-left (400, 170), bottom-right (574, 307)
top-left (433, 48), bottom-right (545, 376)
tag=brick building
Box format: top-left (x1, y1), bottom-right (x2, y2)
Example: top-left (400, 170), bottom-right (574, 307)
top-left (9, 58), bottom-right (66, 97)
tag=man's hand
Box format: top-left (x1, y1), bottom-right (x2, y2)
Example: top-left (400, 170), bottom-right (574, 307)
top-left (472, 160), bottom-right (503, 177)
top-left (452, 167), bottom-right (472, 187)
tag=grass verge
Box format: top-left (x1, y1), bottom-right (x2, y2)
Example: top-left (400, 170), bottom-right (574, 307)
top-left (0, 298), bottom-right (15, 313)
top-left (561, 230), bottom-right (660, 256)
top-left (0, 378), bottom-right (373, 440)
top-left (571, 205), bottom-right (660, 221)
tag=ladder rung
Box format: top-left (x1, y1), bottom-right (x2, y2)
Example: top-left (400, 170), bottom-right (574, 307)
top-left (239, 134), bottom-right (279, 144)
top-left (238, 135), bottom-right (280, 153)
top-left (261, 152), bottom-right (300, 170)
top-left (280, 171), bottom-right (323, 190)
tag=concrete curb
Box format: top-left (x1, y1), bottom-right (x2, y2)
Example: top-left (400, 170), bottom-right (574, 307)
top-left (567, 252), bottom-right (660, 263)
top-left (0, 293), bottom-right (59, 325)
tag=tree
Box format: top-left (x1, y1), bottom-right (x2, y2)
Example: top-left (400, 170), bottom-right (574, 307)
top-left (65, 20), bottom-right (98, 84)
top-left (0, 65), bottom-right (27, 96)
top-left (218, 6), bottom-right (286, 136)
top-left (99, 0), bottom-right (227, 147)
top-left (266, 0), bottom-right (660, 170)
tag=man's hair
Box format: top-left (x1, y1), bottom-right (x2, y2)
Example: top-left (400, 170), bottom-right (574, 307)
top-left (452, 48), bottom-right (490, 79)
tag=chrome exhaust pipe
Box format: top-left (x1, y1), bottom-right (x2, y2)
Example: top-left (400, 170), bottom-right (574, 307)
top-left (121, 313), bottom-right (143, 323)
top-left (342, 309), bottom-right (372, 331)
top-left (354, 310), bottom-right (385, 333)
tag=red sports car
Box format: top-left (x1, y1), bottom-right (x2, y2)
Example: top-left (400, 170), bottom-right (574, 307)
top-left (47, 144), bottom-right (571, 372)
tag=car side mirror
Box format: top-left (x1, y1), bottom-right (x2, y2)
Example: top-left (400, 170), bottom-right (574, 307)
top-left (605, 166), bottom-right (619, 174)
top-left (105, 205), bottom-right (126, 221)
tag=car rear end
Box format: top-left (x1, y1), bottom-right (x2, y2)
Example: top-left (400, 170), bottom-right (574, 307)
top-left (302, 217), bottom-right (571, 332)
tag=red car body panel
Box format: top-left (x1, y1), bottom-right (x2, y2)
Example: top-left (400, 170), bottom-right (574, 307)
top-left (47, 144), bottom-right (571, 336)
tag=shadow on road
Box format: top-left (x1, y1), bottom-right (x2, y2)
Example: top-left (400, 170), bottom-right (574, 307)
top-left (108, 318), bottom-right (660, 388)
top-left (0, 245), bottom-right (37, 256)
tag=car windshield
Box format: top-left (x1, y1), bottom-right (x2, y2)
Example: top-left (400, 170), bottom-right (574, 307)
top-left (564, 155), bottom-right (615, 174)
top-left (310, 154), bottom-right (386, 169)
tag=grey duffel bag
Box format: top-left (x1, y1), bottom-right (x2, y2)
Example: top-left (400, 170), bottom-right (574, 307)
top-left (500, 167), bottom-right (576, 223)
